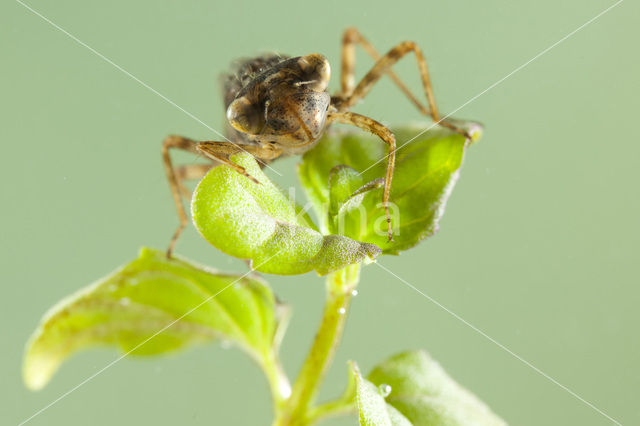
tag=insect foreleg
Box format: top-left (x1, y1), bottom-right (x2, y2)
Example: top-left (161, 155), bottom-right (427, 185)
top-left (162, 135), bottom-right (211, 257)
top-left (196, 141), bottom-right (283, 185)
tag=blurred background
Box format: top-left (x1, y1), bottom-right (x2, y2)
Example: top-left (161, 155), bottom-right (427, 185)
top-left (2, 0), bottom-right (638, 424)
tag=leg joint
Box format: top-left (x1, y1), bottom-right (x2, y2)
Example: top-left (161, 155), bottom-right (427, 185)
top-left (343, 27), bottom-right (360, 43)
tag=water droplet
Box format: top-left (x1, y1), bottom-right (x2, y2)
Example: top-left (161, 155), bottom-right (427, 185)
top-left (338, 307), bottom-right (346, 315)
top-left (119, 297), bottom-right (131, 306)
top-left (351, 289), bottom-right (358, 296)
top-left (220, 340), bottom-right (232, 349)
top-left (379, 384), bottom-right (392, 397)
top-left (128, 278), bottom-right (139, 286)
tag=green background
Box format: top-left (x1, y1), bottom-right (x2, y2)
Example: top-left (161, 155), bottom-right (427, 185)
top-left (2, 0), bottom-right (638, 424)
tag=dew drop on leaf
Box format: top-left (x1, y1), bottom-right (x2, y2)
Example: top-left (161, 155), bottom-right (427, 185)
top-left (379, 383), bottom-right (392, 397)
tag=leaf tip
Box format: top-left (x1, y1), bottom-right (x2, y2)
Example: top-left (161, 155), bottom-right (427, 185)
top-left (362, 243), bottom-right (382, 261)
top-left (23, 345), bottom-right (56, 391)
top-left (460, 120), bottom-right (483, 144)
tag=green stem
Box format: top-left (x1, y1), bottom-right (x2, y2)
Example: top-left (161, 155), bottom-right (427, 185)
top-left (262, 352), bottom-right (292, 410)
top-left (274, 264), bottom-right (360, 425)
top-left (305, 366), bottom-right (357, 424)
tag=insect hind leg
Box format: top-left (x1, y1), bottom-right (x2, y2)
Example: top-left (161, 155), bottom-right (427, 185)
top-left (339, 37), bottom-right (470, 139)
top-left (338, 27), bottom-right (428, 115)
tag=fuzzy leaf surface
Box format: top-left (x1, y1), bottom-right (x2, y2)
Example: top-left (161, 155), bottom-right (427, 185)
top-left (298, 123), bottom-right (482, 254)
top-left (368, 351), bottom-right (507, 426)
top-left (352, 362), bottom-right (413, 426)
top-left (23, 248), bottom-right (283, 390)
top-left (192, 153), bottom-right (380, 275)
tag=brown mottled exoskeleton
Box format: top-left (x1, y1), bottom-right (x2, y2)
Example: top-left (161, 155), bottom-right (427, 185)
top-left (163, 27), bottom-right (469, 256)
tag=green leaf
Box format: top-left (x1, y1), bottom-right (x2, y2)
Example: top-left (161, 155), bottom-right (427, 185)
top-left (298, 122), bottom-right (482, 254)
top-left (23, 247), bottom-right (285, 391)
top-left (191, 153), bottom-right (381, 275)
top-left (367, 351), bottom-right (506, 426)
top-left (352, 362), bottom-right (413, 426)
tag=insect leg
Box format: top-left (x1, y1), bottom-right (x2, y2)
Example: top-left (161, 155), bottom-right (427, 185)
top-left (339, 39), bottom-right (469, 138)
top-left (162, 135), bottom-right (212, 257)
top-left (339, 27), bottom-right (428, 114)
top-left (196, 141), bottom-right (283, 184)
top-left (175, 163), bottom-right (212, 199)
top-left (327, 111), bottom-right (396, 241)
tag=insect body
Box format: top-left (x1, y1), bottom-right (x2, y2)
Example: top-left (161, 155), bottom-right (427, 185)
top-left (223, 53), bottom-right (331, 151)
top-left (163, 28), bottom-right (469, 256)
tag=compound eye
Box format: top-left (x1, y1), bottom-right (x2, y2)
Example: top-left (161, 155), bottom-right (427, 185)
top-left (297, 54), bottom-right (330, 91)
top-left (226, 97), bottom-right (265, 134)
